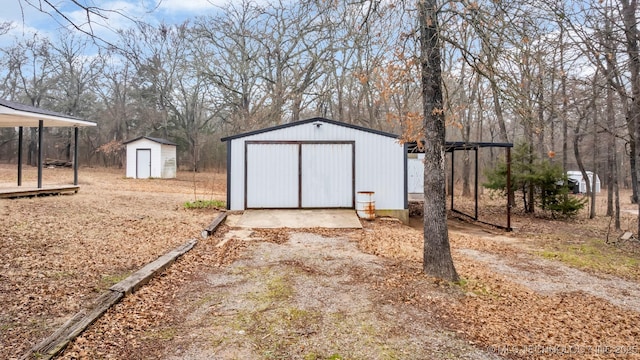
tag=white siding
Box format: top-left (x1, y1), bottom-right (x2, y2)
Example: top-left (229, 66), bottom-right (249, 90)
top-left (407, 154), bottom-right (425, 193)
top-left (246, 143), bottom-right (299, 208)
top-left (301, 143), bottom-right (353, 207)
top-left (160, 144), bottom-right (177, 178)
top-left (228, 120), bottom-right (405, 211)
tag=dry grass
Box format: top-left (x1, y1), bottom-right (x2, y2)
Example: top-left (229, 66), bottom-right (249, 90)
top-left (0, 164), bottom-right (224, 358)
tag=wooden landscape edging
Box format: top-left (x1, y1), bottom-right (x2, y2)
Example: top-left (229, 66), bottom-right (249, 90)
top-left (110, 238), bottom-right (197, 295)
top-left (201, 211), bottom-right (228, 238)
top-left (23, 212), bottom-right (228, 360)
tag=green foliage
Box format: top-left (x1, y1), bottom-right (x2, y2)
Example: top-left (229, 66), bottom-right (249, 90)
top-left (183, 199), bottom-right (225, 209)
top-left (538, 238), bottom-right (640, 278)
top-left (484, 142), bottom-right (586, 217)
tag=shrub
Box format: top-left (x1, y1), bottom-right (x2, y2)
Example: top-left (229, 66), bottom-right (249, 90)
top-left (484, 142), bottom-right (586, 217)
top-left (183, 199), bottom-right (226, 209)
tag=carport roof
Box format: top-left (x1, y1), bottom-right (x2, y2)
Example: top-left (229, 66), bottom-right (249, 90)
top-left (407, 141), bottom-right (513, 153)
top-left (0, 99), bottom-right (96, 128)
top-left (220, 117), bottom-right (399, 141)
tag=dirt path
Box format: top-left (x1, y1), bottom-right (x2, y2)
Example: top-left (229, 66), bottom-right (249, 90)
top-left (159, 230), bottom-right (501, 360)
top-left (457, 248), bottom-right (640, 312)
top-left (448, 222), bottom-right (640, 313)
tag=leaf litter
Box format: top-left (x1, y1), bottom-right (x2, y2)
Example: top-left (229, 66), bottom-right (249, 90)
top-left (3, 164), bottom-right (640, 359)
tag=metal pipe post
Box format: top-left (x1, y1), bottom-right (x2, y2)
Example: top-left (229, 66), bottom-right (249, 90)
top-left (74, 127), bottom-right (79, 185)
top-left (17, 127), bottom-right (23, 186)
top-left (37, 120), bottom-right (43, 189)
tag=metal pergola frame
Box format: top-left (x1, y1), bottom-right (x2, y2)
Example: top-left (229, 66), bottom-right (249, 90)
top-left (408, 141), bottom-right (514, 231)
top-left (0, 99), bottom-right (96, 191)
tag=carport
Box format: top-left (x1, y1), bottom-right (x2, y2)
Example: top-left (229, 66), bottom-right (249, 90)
top-left (408, 141), bottom-right (514, 231)
top-left (0, 99), bottom-right (96, 198)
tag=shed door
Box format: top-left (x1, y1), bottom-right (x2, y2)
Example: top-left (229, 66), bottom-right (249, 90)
top-left (136, 149), bottom-right (151, 179)
top-left (246, 143), bottom-right (299, 208)
top-left (301, 143), bottom-right (353, 207)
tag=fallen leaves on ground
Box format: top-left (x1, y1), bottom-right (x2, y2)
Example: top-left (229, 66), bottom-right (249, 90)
top-left (356, 215), bottom-right (640, 360)
top-left (4, 165), bottom-right (640, 359)
top-left (0, 165), bottom-right (223, 358)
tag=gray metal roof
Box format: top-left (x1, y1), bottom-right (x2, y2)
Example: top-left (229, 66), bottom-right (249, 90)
top-left (407, 141), bottom-right (514, 153)
top-left (0, 99), bottom-right (96, 128)
top-left (220, 117), bottom-right (399, 142)
top-left (123, 136), bottom-right (177, 146)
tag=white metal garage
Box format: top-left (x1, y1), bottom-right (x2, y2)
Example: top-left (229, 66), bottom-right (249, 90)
top-left (221, 118), bottom-right (408, 222)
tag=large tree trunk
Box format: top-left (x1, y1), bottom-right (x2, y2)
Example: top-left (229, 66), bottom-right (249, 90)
top-left (418, 0), bottom-right (458, 282)
top-left (604, 14), bottom-right (615, 217)
top-left (462, 74), bottom-right (479, 198)
top-left (606, 61), bottom-right (621, 227)
top-left (620, 0), bottom-right (640, 235)
top-left (590, 100), bottom-right (597, 219)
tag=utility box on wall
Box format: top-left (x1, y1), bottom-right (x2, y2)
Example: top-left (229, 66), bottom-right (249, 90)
top-left (123, 136), bottom-right (177, 179)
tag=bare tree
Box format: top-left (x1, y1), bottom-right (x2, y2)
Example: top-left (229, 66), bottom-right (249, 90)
top-left (49, 31), bottom-right (104, 161)
top-left (194, 1), bottom-right (273, 132)
top-left (619, 0), bottom-right (640, 235)
top-left (418, 0), bottom-right (458, 282)
top-left (4, 33), bottom-right (58, 165)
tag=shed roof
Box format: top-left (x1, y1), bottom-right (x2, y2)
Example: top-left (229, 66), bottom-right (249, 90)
top-left (0, 99), bottom-right (96, 127)
top-left (220, 117), bottom-right (399, 142)
top-left (123, 136), bottom-right (177, 146)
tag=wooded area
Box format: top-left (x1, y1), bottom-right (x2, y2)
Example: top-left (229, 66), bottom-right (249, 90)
top-left (0, 0), bottom-right (636, 215)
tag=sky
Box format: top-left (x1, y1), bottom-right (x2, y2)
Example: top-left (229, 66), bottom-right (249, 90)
top-left (0, 0), bottom-right (233, 48)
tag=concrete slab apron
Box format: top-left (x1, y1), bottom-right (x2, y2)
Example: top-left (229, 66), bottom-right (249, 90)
top-left (235, 209), bottom-right (363, 229)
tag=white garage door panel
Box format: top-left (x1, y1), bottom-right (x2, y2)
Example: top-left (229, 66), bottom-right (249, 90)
top-left (301, 144), bottom-right (353, 207)
top-left (246, 144), bottom-right (299, 208)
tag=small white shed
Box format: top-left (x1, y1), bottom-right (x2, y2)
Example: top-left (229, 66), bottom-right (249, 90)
top-left (567, 170), bottom-right (601, 193)
top-left (221, 118), bottom-right (408, 222)
top-left (123, 136), bottom-right (177, 179)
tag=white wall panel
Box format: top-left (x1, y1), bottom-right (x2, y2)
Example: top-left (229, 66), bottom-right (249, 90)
top-left (160, 145), bottom-right (177, 178)
top-left (228, 120), bottom-right (406, 211)
top-left (301, 143), bottom-right (353, 207)
top-left (407, 154), bottom-right (425, 193)
top-left (246, 143), bottom-right (299, 208)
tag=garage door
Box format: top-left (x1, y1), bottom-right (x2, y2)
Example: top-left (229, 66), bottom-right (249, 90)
top-left (245, 142), bottom-right (354, 208)
top-left (301, 144), bottom-right (353, 207)
top-left (246, 143), bottom-right (299, 208)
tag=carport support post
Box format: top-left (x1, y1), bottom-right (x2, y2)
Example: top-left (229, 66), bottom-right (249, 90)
top-left (450, 150), bottom-right (455, 209)
top-left (73, 127), bottom-right (79, 185)
top-left (474, 147), bottom-right (478, 220)
top-left (37, 120), bottom-right (43, 189)
top-left (506, 147), bottom-right (512, 231)
top-left (17, 126), bottom-right (23, 186)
